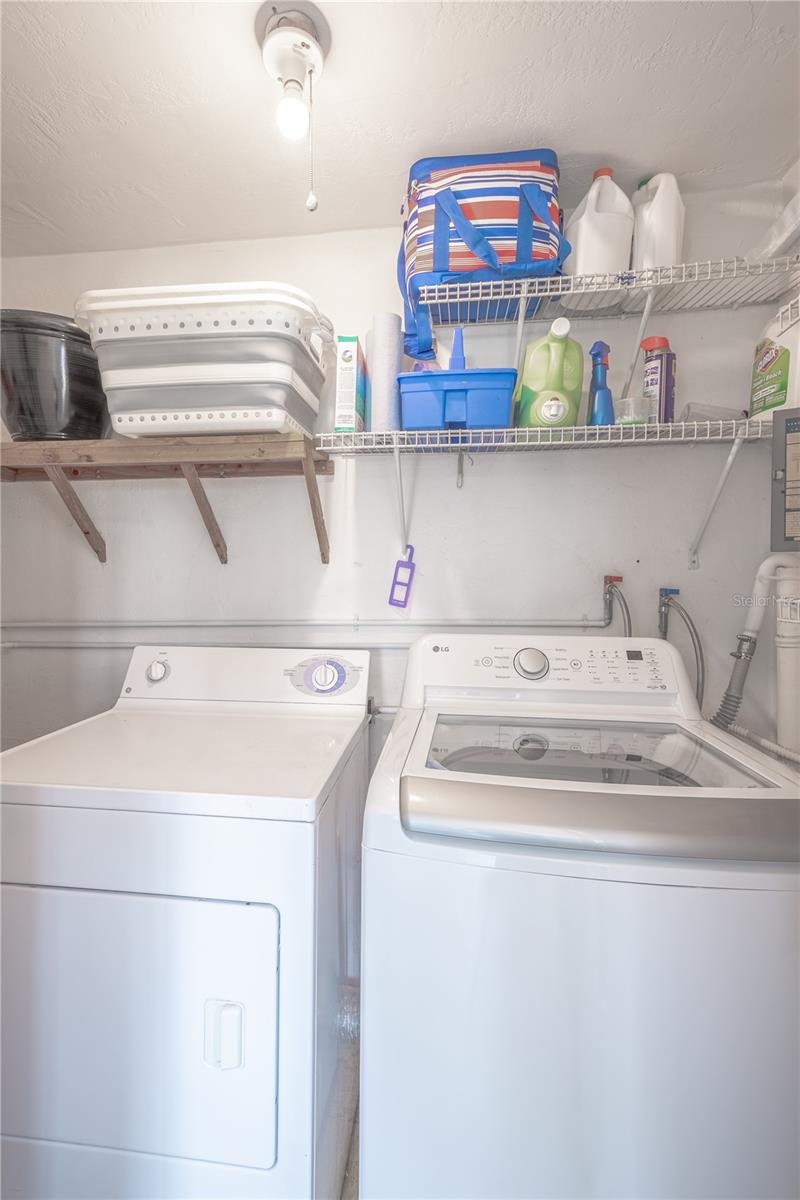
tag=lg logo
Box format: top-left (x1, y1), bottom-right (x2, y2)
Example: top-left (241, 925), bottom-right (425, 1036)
top-left (432, 645), bottom-right (450, 653)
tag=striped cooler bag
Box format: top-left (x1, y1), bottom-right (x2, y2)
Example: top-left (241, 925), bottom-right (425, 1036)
top-left (399, 149), bottom-right (570, 358)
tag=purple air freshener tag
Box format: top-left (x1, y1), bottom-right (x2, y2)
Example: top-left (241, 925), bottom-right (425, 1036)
top-left (389, 545), bottom-right (415, 608)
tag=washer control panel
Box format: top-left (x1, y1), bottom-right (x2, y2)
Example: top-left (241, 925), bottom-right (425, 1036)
top-left (288, 656), bottom-right (360, 698)
top-left (498, 643), bottom-right (670, 691)
top-left (402, 636), bottom-right (688, 709)
top-left (504, 643), bottom-right (669, 691)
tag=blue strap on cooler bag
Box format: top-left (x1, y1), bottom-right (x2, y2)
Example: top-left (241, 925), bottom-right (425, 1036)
top-left (515, 182), bottom-right (569, 266)
top-left (432, 189), bottom-right (500, 273)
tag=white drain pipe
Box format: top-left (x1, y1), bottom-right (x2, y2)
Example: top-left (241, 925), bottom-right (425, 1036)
top-left (776, 573), bottom-right (800, 751)
top-left (713, 555), bottom-right (800, 752)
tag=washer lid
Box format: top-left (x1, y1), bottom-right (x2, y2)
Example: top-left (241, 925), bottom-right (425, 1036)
top-left (400, 712), bottom-right (800, 862)
top-left (426, 715), bottom-right (772, 789)
top-left (1, 706), bottom-right (365, 820)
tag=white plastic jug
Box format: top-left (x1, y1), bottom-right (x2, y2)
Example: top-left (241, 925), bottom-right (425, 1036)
top-left (631, 174), bottom-right (685, 271)
top-left (563, 168), bottom-right (634, 277)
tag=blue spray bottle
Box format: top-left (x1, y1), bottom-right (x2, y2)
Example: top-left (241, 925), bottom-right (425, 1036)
top-left (587, 340), bottom-right (615, 426)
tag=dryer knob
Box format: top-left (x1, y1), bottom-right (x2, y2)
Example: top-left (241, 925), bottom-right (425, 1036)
top-left (146, 660), bottom-right (168, 683)
top-left (312, 662), bottom-right (339, 691)
top-left (513, 648), bottom-right (550, 680)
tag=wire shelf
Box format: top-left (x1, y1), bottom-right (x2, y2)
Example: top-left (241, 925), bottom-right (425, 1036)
top-left (417, 255), bottom-right (800, 326)
top-left (317, 420), bottom-right (770, 455)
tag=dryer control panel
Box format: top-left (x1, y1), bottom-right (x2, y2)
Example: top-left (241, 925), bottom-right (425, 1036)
top-left (119, 646), bottom-right (369, 707)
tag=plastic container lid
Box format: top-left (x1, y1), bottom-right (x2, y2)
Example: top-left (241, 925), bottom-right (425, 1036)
top-left (550, 317), bottom-right (571, 338)
top-left (1, 309), bottom-right (90, 341)
top-left (593, 167), bottom-right (613, 179)
top-left (76, 281), bottom-right (325, 318)
top-left (641, 336), bottom-right (671, 351)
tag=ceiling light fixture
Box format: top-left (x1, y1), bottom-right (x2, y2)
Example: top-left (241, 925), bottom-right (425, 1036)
top-left (261, 10), bottom-right (325, 142)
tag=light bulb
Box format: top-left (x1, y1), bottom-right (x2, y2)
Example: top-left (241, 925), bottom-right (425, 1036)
top-left (306, 190), bottom-right (318, 212)
top-left (276, 79), bottom-right (309, 141)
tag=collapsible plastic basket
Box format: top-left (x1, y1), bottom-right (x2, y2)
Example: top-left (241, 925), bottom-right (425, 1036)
top-left (75, 282), bottom-right (334, 437)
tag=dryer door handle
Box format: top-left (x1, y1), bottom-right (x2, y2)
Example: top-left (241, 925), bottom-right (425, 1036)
top-left (203, 999), bottom-right (244, 1070)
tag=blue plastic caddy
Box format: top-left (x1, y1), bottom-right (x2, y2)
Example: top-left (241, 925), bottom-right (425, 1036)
top-left (399, 368), bottom-right (516, 430)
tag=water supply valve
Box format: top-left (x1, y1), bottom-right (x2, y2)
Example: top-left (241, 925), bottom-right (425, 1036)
top-left (658, 587), bottom-right (680, 637)
top-left (602, 576), bottom-right (632, 636)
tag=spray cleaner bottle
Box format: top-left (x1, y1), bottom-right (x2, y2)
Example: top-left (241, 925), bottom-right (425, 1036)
top-left (586, 341), bottom-right (615, 426)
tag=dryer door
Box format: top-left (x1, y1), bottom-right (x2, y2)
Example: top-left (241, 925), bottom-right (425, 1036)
top-left (2, 884), bottom-right (279, 1169)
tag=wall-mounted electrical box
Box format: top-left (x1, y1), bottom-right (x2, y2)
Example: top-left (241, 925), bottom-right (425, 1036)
top-left (771, 407), bottom-right (800, 552)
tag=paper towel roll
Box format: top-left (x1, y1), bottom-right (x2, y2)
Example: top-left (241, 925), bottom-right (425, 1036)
top-left (367, 312), bottom-right (403, 431)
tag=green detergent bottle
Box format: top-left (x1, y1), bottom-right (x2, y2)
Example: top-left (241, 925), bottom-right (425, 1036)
top-left (515, 317), bottom-right (584, 427)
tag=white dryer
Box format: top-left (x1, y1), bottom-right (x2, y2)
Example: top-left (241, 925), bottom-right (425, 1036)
top-left (1, 645), bottom-right (370, 1200)
top-left (360, 635), bottom-right (799, 1200)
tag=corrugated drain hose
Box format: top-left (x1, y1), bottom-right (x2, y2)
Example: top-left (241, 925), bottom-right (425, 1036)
top-left (711, 634), bottom-right (757, 730)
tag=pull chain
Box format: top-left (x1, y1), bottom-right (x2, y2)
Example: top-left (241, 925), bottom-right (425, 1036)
top-left (305, 68), bottom-right (318, 212)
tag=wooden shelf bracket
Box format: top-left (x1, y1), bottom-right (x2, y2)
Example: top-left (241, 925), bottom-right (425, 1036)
top-left (1, 434), bottom-right (332, 566)
top-left (43, 465), bottom-right (107, 563)
top-left (301, 437), bottom-right (330, 564)
top-left (180, 464), bottom-right (228, 564)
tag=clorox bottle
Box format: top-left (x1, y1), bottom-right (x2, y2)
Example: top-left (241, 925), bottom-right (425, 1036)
top-left (515, 318), bottom-right (584, 428)
top-left (749, 304), bottom-right (800, 423)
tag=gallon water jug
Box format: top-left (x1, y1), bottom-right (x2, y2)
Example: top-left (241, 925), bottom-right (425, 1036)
top-left (563, 168), bottom-right (634, 277)
top-left (515, 318), bottom-right (583, 428)
top-left (632, 174), bottom-right (685, 270)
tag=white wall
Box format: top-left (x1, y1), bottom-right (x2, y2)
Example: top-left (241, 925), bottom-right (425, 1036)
top-left (0, 182), bottom-right (789, 747)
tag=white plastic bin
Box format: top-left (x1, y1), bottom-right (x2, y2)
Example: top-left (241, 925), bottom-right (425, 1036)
top-left (75, 282), bottom-right (334, 437)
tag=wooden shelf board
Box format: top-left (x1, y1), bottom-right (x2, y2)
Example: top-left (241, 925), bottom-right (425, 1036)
top-left (1, 433), bottom-right (332, 565)
top-left (2, 460), bottom-right (334, 482)
top-left (0, 432), bottom-right (329, 474)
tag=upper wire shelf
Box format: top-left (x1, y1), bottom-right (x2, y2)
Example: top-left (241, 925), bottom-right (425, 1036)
top-left (317, 420), bottom-right (770, 455)
top-left (417, 255), bottom-right (800, 325)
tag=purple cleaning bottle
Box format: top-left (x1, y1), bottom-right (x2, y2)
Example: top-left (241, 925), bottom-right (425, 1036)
top-left (640, 336), bottom-right (676, 423)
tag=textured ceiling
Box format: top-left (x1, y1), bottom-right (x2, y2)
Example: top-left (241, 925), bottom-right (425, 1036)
top-left (2, 0), bottom-right (798, 257)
